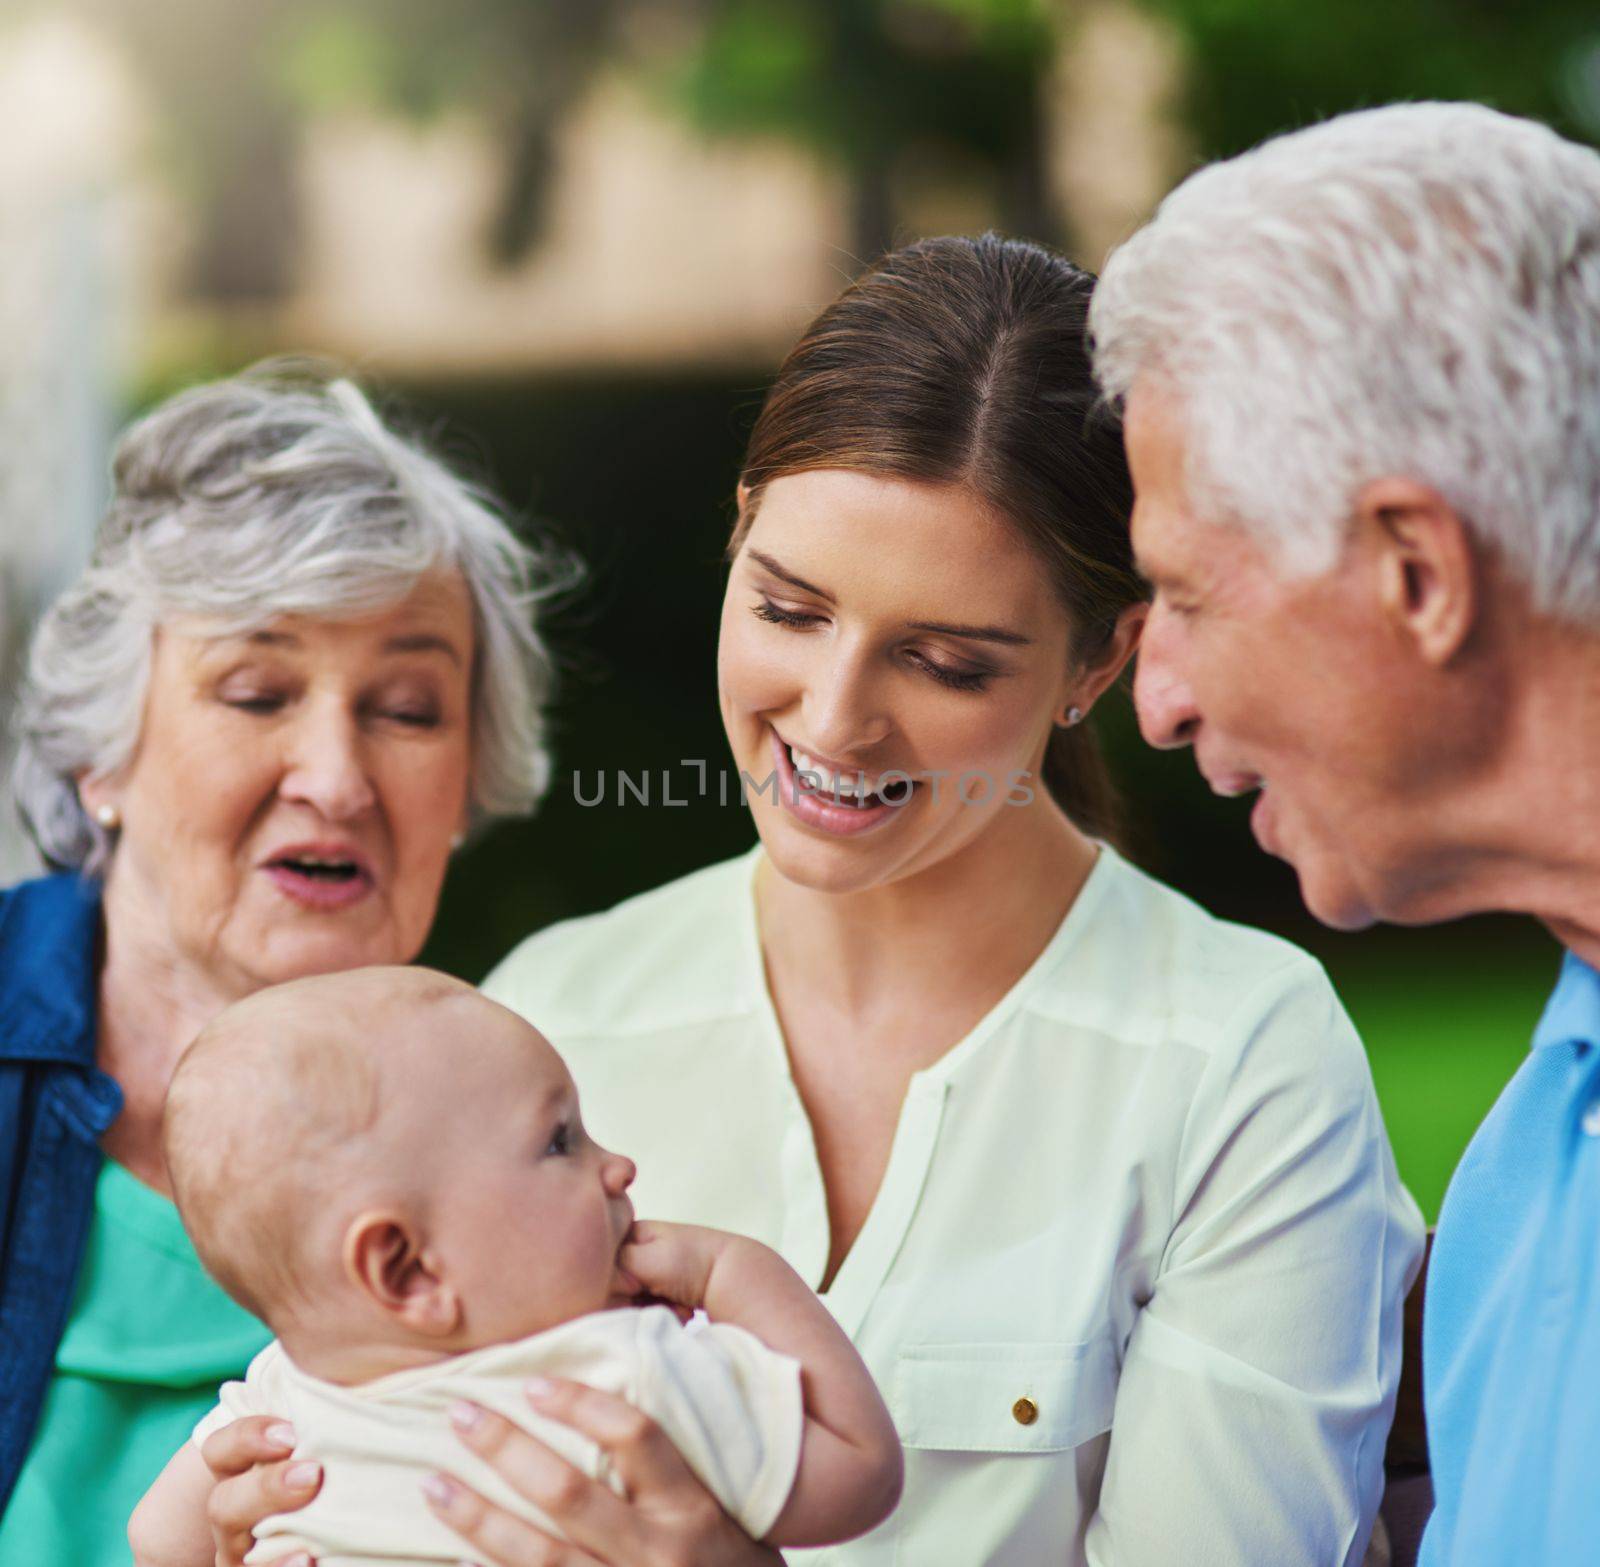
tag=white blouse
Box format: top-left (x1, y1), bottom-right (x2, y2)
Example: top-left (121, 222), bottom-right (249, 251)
top-left (483, 845), bottom-right (1424, 1566)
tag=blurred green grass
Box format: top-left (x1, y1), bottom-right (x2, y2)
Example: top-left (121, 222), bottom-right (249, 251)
top-left (1318, 933), bottom-right (1559, 1220)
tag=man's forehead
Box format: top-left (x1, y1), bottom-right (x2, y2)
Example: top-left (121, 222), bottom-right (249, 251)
top-left (1124, 385), bottom-right (1195, 553)
top-left (1129, 491), bottom-right (1193, 586)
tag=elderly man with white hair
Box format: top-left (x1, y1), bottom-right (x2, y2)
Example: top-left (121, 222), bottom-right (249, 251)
top-left (1092, 101), bottom-right (1600, 1565)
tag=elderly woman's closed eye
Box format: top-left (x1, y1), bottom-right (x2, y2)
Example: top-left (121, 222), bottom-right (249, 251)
top-left (0, 365), bottom-right (567, 1564)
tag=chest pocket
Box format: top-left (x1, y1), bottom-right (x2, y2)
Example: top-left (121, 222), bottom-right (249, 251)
top-left (891, 1335), bottom-right (1119, 1454)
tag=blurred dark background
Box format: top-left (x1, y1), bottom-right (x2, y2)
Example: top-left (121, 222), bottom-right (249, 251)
top-left (8, 0), bottom-right (1596, 1211)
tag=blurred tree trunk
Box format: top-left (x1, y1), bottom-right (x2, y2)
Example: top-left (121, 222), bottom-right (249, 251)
top-left (189, 108), bottom-right (298, 302)
top-left (85, 0), bottom-right (298, 302)
top-left (851, 155), bottom-right (896, 264)
top-left (998, 81), bottom-right (1054, 244)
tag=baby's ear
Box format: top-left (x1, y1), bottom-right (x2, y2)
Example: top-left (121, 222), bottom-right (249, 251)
top-left (344, 1211), bottom-right (461, 1338)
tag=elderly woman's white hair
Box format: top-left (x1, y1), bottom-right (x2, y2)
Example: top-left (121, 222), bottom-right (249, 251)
top-left (13, 364), bottom-right (570, 872)
top-left (1091, 101), bottom-right (1600, 624)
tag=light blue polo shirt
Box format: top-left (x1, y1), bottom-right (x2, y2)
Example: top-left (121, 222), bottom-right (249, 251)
top-left (1420, 951), bottom-right (1600, 1566)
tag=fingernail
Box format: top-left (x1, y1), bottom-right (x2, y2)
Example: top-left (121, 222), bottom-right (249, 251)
top-left (448, 1400), bottom-right (483, 1432)
top-left (265, 1422), bottom-right (297, 1451)
top-left (525, 1375), bottom-right (555, 1401)
top-left (421, 1472), bottom-right (459, 1507)
top-left (284, 1461), bottom-right (321, 1491)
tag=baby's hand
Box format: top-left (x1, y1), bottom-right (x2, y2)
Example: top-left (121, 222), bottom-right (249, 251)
top-left (618, 1220), bottom-right (733, 1313)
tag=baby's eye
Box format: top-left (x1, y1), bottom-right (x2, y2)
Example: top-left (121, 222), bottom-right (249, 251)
top-left (545, 1121), bottom-right (572, 1157)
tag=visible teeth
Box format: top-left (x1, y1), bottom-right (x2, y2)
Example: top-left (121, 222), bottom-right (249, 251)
top-left (280, 854), bottom-right (359, 879)
top-left (790, 748), bottom-right (879, 802)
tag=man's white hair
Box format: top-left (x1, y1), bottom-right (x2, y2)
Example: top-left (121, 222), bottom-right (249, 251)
top-left (1091, 101), bottom-right (1600, 623)
top-left (13, 364), bottom-right (571, 872)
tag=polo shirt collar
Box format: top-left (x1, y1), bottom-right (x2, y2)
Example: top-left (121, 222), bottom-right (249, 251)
top-left (1531, 950), bottom-right (1600, 1053)
top-left (0, 873), bottom-right (101, 1067)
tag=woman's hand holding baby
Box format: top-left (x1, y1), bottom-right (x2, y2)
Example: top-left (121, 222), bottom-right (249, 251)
top-left (200, 1415), bottom-right (321, 1567)
top-left (431, 1220), bottom-right (900, 1561)
top-left (428, 1381), bottom-right (783, 1566)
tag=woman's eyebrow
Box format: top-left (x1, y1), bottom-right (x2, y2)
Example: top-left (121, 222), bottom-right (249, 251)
top-left (383, 633), bottom-right (464, 666)
top-left (748, 549), bottom-right (1030, 644)
top-left (746, 549), bottom-right (834, 602)
top-left (213, 628), bottom-right (463, 665)
top-left (907, 618), bottom-right (1032, 647)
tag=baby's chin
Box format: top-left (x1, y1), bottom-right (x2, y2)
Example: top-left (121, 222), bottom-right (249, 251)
top-left (603, 1272), bottom-right (692, 1322)
top-left (601, 1264), bottom-right (647, 1313)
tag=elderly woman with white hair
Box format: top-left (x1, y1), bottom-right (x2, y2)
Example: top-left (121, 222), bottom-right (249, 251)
top-left (1091, 102), bottom-right (1600, 1565)
top-left (0, 367), bottom-right (559, 1561)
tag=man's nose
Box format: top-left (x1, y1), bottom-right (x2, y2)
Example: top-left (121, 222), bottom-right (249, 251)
top-left (1133, 603), bottom-right (1201, 750)
top-left (278, 703), bottom-right (378, 820)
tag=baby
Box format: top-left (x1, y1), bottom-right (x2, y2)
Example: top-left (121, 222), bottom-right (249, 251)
top-left (129, 967), bottom-right (902, 1566)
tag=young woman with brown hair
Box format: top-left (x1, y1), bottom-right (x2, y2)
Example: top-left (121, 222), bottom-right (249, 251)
top-left (204, 235), bottom-right (1422, 1567)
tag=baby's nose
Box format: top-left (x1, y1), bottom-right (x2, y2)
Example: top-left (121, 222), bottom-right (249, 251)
top-left (606, 1152), bottom-right (637, 1192)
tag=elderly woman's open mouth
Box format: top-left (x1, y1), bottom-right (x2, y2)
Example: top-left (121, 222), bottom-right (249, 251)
top-left (261, 842), bottom-right (377, 910)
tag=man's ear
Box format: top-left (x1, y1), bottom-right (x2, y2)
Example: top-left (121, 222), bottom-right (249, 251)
top-left (1354, 477), bottom-right (1480, 665)
top-left (1058, 601), bottom-right (1148, 725)
top-left (344, 1211), bottom-right (461, 1338)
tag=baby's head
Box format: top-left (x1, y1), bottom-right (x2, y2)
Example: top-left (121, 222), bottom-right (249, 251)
top-left (164, 968), bottom-right (637, 1373)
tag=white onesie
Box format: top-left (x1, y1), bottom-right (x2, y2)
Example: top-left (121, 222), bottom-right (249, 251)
top-left (192, 1304), bottom-right (804, 1566)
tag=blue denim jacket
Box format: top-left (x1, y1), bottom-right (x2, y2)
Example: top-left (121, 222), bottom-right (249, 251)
top-left (0, 874), bottom-right (122, 1518)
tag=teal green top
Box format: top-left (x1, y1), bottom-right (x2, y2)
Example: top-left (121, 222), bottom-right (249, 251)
top-left (0, 1160), bottom-right (270, 1566)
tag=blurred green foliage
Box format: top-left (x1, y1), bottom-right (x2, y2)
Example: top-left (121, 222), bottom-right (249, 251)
top-left (27, 0), bottom-right (1600, 284)
top-left (274, 0), bottom-right (626, 261)
top-left (662, 0), bottom-right (1055, 251)
top-left (1329, 931), bottom-right (1556, 1219)
top-left (1146, 0), bottom-right (1600, 158)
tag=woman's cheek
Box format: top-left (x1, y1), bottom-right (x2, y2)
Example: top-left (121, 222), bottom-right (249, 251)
top-left (944, 719), bottom-right (1050, 815)
top-left (718, 622), bottom-right (795, 722)
top-left (387, 743), bottom-right (470, 868)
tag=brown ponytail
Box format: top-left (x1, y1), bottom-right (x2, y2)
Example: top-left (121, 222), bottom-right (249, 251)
top-left (732, 233), bottom-right (1147, 842)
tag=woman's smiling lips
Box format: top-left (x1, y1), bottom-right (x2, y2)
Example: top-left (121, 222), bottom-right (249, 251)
top-left (768, 728), bottom-right (915, 838)
top-left (260, 841), bottom-right (378, 911)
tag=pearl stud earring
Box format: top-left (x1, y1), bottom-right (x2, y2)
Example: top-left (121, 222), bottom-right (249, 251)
top-left (1064, 706), bottom-right (1083, 727)
top-left (94, 803), bottom-right (121, 831)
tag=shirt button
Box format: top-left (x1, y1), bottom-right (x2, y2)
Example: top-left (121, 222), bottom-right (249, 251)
top-left (1582, 1100), bottom-right (1600, 1137)
top-left (1012, 1397), bottom-right (1038, 1426)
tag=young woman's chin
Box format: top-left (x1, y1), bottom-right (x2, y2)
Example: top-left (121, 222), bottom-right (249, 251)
top-left (751, 787), bottom-right (1011, 899)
